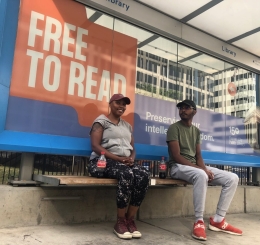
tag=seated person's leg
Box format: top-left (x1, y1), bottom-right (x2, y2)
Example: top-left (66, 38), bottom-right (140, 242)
top-left (101, 159), bottom-right (135, 239)
top-left (124, 165), bottom-right (149, 239)
top-left (171, 164), bottom-right (208, 220)
top-left (103, 159), bottom-right (134, 208)
top-left (207, 166), bottom-right (239, 218)
top-left (129, 164), bottom-right (150, 207)
top-left (89, 157), bottom-right (134, 209)
top-left (206, 166), bottom-right (242, 235)
top-left (171, 164), bottom-right (209, 241)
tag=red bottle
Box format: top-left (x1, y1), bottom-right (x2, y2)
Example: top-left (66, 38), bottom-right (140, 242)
top-left (159, 156), bottom-right (167, 179)
top-left (96, 151), bottom-right (106, 178)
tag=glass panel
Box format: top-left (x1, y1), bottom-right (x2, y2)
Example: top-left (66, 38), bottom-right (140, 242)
top-left (178, 44), bottom-right (225, 110)
top-left (114, 19), bottom-right (178, 101)
top-left (224, 65), bottom-right (257, 118)
top-left (114, 20), bottom-right (154, 43)
top-left (85, 8), bottom-right (114, 29)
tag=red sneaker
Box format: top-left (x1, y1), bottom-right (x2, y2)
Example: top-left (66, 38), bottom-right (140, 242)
top-left (113, 217), bottom-right (132, 239)
top-left (126, 217), bottom-right (142, 238)
top-left (209, 217), bottom-right (242, 235)
top-left (192, 220), bottom-right (207, 241)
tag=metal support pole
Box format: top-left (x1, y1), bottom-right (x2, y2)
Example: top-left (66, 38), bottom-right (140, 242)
top-left (19, 153), bottom-right (35, 181)
top-left (252, 167), bottom-right (260, 185)
top-left (72, 156), bottom-right (75, 175)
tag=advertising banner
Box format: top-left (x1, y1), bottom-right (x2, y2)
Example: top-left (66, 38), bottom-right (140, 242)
top-left (6, 0), bottom-right (137, 137)
top-left (133, 94), bottom-right (255, 156)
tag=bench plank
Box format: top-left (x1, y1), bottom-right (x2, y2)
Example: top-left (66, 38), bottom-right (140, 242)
top-left (33, 175), bottom-right (188, 186)
top-left (58, 176), bottom-right (117, 185)
top-left (150, 178), bottom-right (188, 186)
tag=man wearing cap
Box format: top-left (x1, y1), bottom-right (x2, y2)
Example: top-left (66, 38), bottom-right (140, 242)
top-left (88, 94), bottom-right (149, 240)
top-left (166, 99), bottom-right (242, 241)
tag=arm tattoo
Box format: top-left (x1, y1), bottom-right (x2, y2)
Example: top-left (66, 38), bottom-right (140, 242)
top-left (91, 123), bottom-right (104, 133)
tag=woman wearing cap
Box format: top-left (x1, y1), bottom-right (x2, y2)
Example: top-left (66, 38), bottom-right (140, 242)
top-left (88, 93), bottom-right (150, 240)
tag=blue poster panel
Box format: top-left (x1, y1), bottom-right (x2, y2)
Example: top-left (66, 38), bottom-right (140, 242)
top-left (134, 94), bottom-right (257, 156)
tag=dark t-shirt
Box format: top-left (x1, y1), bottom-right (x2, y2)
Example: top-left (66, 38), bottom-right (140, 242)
top-left (166, 120), bottom-right (201, 168)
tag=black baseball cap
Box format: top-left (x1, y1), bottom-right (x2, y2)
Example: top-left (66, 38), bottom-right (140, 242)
top-left (177, 99), bottom-right (196, 110)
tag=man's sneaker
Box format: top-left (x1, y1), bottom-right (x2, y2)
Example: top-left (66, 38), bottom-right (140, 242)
top-left (113, 217), bottom-right (132, 239)
top-left (209, 217), bottom-right (242, 235)
top-left (126, 217), bottom-right (142, 238)
top-left (192, 220), bottom-right (207, 241)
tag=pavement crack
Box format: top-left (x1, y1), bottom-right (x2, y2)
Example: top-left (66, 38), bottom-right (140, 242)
top-left (35, 238), bottom-right (42, 243)
top-left (139, 220), bottom-right (205, 244)
top-left (23, 234), bottom-right (31, 240)
top-left (23, 234), bottom-right (42, 243)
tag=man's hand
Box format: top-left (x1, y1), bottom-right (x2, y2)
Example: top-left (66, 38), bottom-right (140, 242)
top-left (204, 169), bottom-right (214, 182)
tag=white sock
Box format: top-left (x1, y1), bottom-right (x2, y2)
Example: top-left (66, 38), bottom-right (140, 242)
top-left (213, 214), bottom-right (224, 223)
top-left (195, 218), bottom-right (204, 223)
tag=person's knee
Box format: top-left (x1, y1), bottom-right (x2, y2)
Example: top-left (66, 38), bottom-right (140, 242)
top-left (120, 167), bottom-right (134, 180)
top-left (143, 169), bottom-right (150, 179)
top-left (230, 173), bottom-right (239, 185)
top-left (134, 168), bottom-right (150, 187)
top-left (134, 166), bottom-right (150, 180)
top-left (194, 169), bottom-right (208, 183)
top-left (143, 171), bottom-right (150, 185)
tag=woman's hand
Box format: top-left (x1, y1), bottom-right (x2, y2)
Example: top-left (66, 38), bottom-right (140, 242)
top-left (125, 157), bottom-right (134, 166)
top-left (117, 156), bottom-right (134, 166)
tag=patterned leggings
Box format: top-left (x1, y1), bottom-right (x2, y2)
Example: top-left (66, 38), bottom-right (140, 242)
top-left (88, 158), bottom-right (150, 209)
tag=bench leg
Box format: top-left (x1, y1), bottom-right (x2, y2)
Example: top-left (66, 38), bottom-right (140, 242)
top-left (19, 153), bottom-right (35, 181)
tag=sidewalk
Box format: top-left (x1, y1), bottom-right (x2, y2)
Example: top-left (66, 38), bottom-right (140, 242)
top-left (0, 213), bottom-right (258, 245)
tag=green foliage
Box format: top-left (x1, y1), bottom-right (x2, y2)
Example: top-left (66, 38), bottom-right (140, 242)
top-left (136, 82), bottom-right (156, 93)
top-left (0, 166), bottom-right (20, 184)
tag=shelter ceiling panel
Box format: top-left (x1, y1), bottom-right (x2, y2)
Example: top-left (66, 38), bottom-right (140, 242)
top-left (137, 0), bottom-right (211, 19)
top-left (187, 0), bottom-right (260, 41)
top-left (233, 32), bottom-right (260, 57)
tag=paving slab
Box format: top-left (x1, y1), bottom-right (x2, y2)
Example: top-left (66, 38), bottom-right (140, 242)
top-left (141, 213), bottom-right (260, 245)
top-left (0, 213), bottom-right (259, 245)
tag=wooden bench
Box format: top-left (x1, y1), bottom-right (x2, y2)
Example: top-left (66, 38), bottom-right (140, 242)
top-left (33, 174), bottom-right (188, 186)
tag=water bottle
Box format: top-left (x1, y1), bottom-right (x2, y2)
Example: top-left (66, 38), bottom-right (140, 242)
top-left (142, 161), bottom-right (149, 172)
top-left (96, 151), bottom-right (106, 178)
top-left (159, 156), bottom-right (167, 179)
top-left (142, 161), bottom-right (146, 170)
top-left (147, 161), bottom-right (150, 172)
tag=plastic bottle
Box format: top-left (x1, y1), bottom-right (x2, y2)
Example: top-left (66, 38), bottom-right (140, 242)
top-left (143, 160), bottom-right (149, 172)
top-left (146, 161), bottom-right (150, 172)
top-left (159, 156), bottom-right (167, 179)
top-left (142, 161), bottom-right (146, 170)
top-left (96, 151), bottom-right (106, 178)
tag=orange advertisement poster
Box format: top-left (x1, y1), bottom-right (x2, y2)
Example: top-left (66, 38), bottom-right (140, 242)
top-left (10, 0), bottom-right (137, 128)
